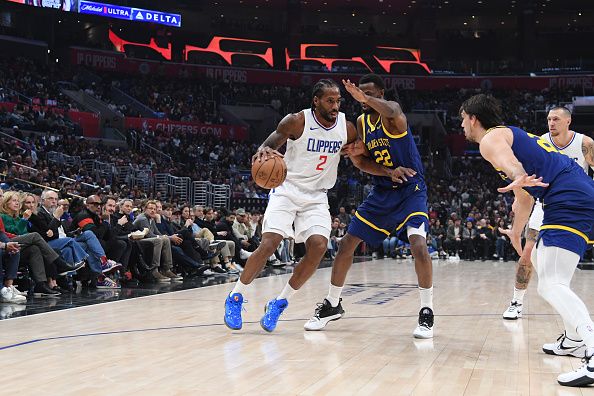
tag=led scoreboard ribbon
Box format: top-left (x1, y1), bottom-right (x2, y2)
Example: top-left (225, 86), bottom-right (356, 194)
top-left (79, 1), bottom-right (182, 28)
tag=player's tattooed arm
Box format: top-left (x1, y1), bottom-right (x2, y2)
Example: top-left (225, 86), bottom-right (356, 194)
top-left (582, 135), bottom-right (594, 168)
top-left (253, 112), bottom-right (303, 163)
top-left (515, 226), bottom-right (537, 289)
top-left (515, 255), bottom-right (534, 289)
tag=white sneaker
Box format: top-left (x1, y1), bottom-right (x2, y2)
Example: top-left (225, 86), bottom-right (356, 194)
top-left (240, 249), bottom-right (252, 260)
top-left (9, 285), bottom-right (27, 297)
top-left (372, 252), bottom-right (378, 260)
top-left (558, 353), bottom-right (594, 387)
top-left (503, 301), bottom-right (522, 320)
top-left (0, 286), bottom-right (13, 303)
top-left (0, 286), bottom-right (24, 303)
top-left (413, 307), bottom-right (434, 339)
top-left (543, 332), bottom-right (587, 357)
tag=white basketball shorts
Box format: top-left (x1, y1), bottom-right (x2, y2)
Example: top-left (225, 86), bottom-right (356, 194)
top-left (528, 200), bottom-right (544, 231)
top-left (262, 182), bottom-right (331, 243)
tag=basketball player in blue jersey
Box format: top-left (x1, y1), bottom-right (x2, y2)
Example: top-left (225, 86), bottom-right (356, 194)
top-left (304, 74), bottom-right (435, 339)
top-left (460, 94), bottom-right (594, 387)
top-left (502, 106), bottom-right (594, 323)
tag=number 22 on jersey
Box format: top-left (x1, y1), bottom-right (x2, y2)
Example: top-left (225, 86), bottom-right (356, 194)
top-left (373, 149), bottom-right (394, 167)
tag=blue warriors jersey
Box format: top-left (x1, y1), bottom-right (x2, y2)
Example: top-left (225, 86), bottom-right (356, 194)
top-left (494, 126), bottom-right (594, 256)
top-left (361, 114), bottom-right (425, 189)
top-left (494, 126), bottom-right (576, 199)
top-left (347, 113), bottom-right (429, 247)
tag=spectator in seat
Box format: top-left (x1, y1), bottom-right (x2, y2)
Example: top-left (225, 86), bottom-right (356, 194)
top-left (494, 219), bottom-right (509, 261)
top-left (0, 229), bottom-right (26, 304)
top-left (431, 219), bottom-right (446, 255)
top-left (462, 220), bottom-right (477, 260)
top-left (71, 195), bottom-right (123, 288)
top-left (232, 208), bottom-right (258, 252)
top-left (337, 206), bottom-right (351, 226)
top-left (25, 191), bottom-right (87, 271)
top-left (445, 218), bottom-right (463, 257)
top-left (156, 202), bottom-right (212, 276)
top-left (475, 218), bottom-right (493, 261)
top-left (216, 208), bottom-right (251, 264)
top-left (195, 207), bottom-right (236, 271)
top-left (102, 197), bottom-right (135, 280)
top-left (0, 191), bottom-right (61, 296)
top-left (133, 200), bottom-right (182, 281)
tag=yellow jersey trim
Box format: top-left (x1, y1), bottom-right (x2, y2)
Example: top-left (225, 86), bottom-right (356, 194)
top-left (382, 121), bottom-right (408, 138)
top-left (360, 115), bottom-right (366, 143)
top-left (354, 211), bottom-right (390, 236)
top-left (540, 225), bottom-right (588, 242)
top-left (395, 212), bottom-right (429, 231)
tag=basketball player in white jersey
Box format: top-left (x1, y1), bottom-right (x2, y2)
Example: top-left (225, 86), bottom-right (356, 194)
top-left (502, 106), bottom-right (594, 356)
top-left (223, 79), bottom-right (358, 332)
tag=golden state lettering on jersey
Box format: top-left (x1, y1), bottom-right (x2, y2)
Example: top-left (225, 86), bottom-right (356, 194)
top-left (306, 138), bottom-right (343, 154)
top-left (366, 138), bottom-right (390, 151)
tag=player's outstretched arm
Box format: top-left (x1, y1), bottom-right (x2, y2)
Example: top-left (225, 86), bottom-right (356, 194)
top-left (506, 188), bottom-right (534, 255)
top-left (253, 112), bottom-right (303, 164)
top-left (342, 79), bottom-right (407, 133)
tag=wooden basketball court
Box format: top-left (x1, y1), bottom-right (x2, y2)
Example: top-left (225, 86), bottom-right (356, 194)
top-left (2, 258), bottom-right (594, 395)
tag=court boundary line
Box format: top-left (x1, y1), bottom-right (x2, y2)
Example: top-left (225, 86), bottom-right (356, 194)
top-left (0, 313), bottom-right (561, 351)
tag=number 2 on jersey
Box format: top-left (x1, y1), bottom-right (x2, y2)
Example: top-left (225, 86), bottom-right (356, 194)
top-left (316, 155), bottom-right (328, 171)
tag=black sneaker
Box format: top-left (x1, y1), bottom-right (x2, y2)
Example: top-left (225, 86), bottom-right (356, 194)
top-left (303, 298), bottom-right (345, 331)
top-left (212, 265), bottom-right (228, 274)
top-left (413, 307), bottom-right (434, 339)
top-left (33, 282), bottom-right (61, 297)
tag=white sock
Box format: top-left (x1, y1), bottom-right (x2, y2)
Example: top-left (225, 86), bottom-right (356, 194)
top-left (512, 288), bottom-right (526, 304)
top-left (577, 322), bottom-right (594, 347)
top-left (230, 279), bottom-right (248, 297)
top-left (419, 286), bottom-right (433, 310)
top-left (326, 284), bottom-right (343, 307)
top-left (278, 283), bottom-right (297, 301)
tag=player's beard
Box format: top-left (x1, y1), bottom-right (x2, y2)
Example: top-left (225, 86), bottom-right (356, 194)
top-left (362, 105), bottom-right (376, 115)
top-left (319, 109), bottom-right (337, 123)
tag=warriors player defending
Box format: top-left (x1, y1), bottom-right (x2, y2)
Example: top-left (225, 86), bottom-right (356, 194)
top-left (223, 79), bottom-right (358, 332)
top-left (502, 106), bottom-right (594, 345)
top-left (304, 74), bottom-right (435, 339)
top-left (461, 94), bottom-right (594, 387)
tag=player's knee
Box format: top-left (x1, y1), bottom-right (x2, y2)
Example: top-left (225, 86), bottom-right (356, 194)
top-left (409, 238), bottom-right (428, 258)
top-left (259, 236), bottom-right (283, 255)
top-left (306, 238), bottom-right (328, 257)
top-left (337, 235), bottom-right (359, 255)
top-left (536, 278), bottom-right (556, 302)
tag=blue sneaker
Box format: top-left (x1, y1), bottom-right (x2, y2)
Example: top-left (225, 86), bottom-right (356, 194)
top-left (224, 293), bottom-right (244, 330)
top-left (260, 298), bottom-right (288, 332)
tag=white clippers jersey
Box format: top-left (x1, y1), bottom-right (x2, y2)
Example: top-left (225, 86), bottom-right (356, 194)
top-left (542, 131), bottom-right (589, 173)
top-left (283, 108), bottom-right (347, 191)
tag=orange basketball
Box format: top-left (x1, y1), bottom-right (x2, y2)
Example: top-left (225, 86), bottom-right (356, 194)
top-left (251, 155), bottom-right (287, 189)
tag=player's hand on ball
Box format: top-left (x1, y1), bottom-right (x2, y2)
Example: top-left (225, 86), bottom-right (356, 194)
top-left (388, 167), bottom-right (417, 183)
top-left (497, 174), bottom-right (548, 193)
top-left (252, 147), bottom-right (284, 164)
top-left (342, 79), bottom-right (368, 103)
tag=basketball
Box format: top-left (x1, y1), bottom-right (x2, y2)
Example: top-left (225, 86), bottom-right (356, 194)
top-left (251, 155), bottom-right (287, 189)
